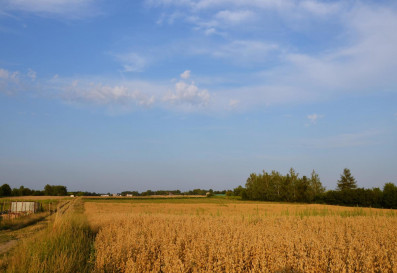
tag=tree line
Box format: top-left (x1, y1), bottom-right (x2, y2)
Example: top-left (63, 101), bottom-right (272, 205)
top-left (232, 168), bottom-right (397, 209)
top-left (120, 189), bottom-right (227, 196)
top-left (1, 168), bottom-right (396, 209)
top-left (0, 184), bottom-right (68, 196)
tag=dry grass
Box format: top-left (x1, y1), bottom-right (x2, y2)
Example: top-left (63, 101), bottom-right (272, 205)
top-left (86, 201), bottom-right (397, 273)
top-left (0, 212), bottom-right (49, 230)
top-left (3, 199), bottom-right (94, 273)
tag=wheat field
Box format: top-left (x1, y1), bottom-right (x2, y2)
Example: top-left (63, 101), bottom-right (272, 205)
top-left (85, 200), bottom-right (397, 273)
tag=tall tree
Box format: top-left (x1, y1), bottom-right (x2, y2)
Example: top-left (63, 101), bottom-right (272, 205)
top-left (337, 168), bottom-right (357, 190)
top-left (297, 175), bottom-right (310, 202)
top-left (0, 184), bottom-right (11, 196)
top-left (289, 168), bottom-right (299, 201)
top-left (44, 184), bottom-right (53, 196)
top-left (309, 170), bottom-right (325, 199)
top-left (382, 183), bottom-right (397, 209)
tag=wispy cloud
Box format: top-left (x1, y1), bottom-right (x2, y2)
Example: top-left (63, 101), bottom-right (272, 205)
top-left (147, 0), bottom-right (344, 28)
top-left (229, 99), bottom-right (239, 108)
top-left (1, 2), bottom-right (397, 113)
top-left (27, 68), bottom-right (36, 80)
top-left (61, 83), bottom-right (155, 107)
top-left (0, 0), bottom-right (99, 19)
top-left (114, 52), bottom-right (147, 72)
top-left (214, 10), bottom-right (255, 25)
top-left (0, 67), bottom-right (19, 81)
top-left (211, 40), bottom-right (278, 64)
top-left (298, 0), bottom-right (342, 16)
top-left (185, 39), bottom-right (279, 65)
top-left (1, 67), bottom-right (214, 112)
top-left (307, 113), bottom-right (323, 125)
top-left (301, 130), bottom-right (381, 149)
top-left (0, 67), bottom-right (26, 95)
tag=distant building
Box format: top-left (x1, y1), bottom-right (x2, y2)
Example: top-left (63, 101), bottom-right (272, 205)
top-left (126, 194), bottom-right (133, 197)
top-left (101, 194), bottom-right (110, 197)
top-left (112, 193), bottom-right (118, 197)
top-left (70, 194), bottom-right (75, 198)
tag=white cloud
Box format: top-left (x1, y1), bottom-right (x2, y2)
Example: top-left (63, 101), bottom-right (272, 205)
top-left (180, 70), bottom-right (191, 79)
top-left (164, 79), bottom-right (210, 106)
top-left (0, 68), bottom-right (19, 81)
top-left (0, 68), bottom-right (9, 79)
top-left (1, 67), bottom-right (216, 112)
top-left (147, 0), bottom-right (345, 38)
top-left (215, 10), bottom-right (254, 24)
top-left (209, 40), bottom-right (278, 64)
top-left (229, 99), bottom-right (239, 107)
top-left (307, 113), bottom-right (322, 124)
top-left (27, 68), bottom-right (36, 80)
top-left (299, 0), bottom-right (342, 16)
top-left (147, 0), bottom-right (342, 17)
top-left (0, 0), bottom-right (98, 18)
top-left (2, 2), bottom-right (397, 113)
top-left (204, 27), bottom-right (217, 35)
top-left (153, 0), bottom-right (295, 11)
top-left (62, 83), bottom-right (155, 107)
top-left (233, 5), bottom-right (397, 107)
top-left (114, 53), bottom-right (147, 72)
top-left (0, 67), bottom-right (22, 95)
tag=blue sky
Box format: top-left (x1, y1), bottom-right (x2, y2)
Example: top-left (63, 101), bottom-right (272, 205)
top-left (0, 0), bottom-right (396, 193)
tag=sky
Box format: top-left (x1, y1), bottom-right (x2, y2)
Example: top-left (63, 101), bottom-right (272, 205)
top-left (0, 0), bottom-right (396, 193)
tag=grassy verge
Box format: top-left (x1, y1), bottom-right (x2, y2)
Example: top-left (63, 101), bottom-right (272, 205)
top-left (0, 212), bottom-right (50, 231)
top-left (3, 198), bottom-right (95, 273)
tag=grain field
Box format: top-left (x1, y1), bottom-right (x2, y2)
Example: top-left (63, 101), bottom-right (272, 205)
top-left (85, 200), bottom-right (397, 273)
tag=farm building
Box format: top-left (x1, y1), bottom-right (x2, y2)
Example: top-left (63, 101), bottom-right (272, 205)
top-left (11, 201), bottom-right (41, 213)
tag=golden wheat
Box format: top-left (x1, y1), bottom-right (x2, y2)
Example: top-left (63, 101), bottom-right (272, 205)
top-left (86, 201), bottom-right (397, 273)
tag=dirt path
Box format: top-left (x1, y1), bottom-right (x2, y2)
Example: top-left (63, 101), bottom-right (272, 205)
top-left (0, 214), bottom-right (51, 257)
top-left (0, 240), bottom-right (17, 256)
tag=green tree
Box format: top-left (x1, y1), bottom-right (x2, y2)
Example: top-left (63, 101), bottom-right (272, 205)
top-left (309, 170), bottom-right (325, 200)
top-left (44, 184), bottom-right (53, 195)
top-left (233, 185), bottom-right (244, 197)
top-left (296, 176), bottom-right (310, 202)
top-left (382, 183), bottom-right (397, 209)
top-left (280, 174), bottom-right (293, 202)
top-left (44, 184), bottom-right (67, 196)
top-left (289, 168), bottom-right (299, 201)
top-left (271, 170), bottom-right (282, 201)
top-left (19, 186), bottom-right (32, 196)
top-left (0, 184), bottom-right (12, 196)
top-left (225, 190), bottom-right (233, 197)
top-left (337, 168), bottom-right (357, 191)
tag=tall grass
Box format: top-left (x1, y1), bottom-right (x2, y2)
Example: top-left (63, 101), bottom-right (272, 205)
top-left (0, 212), bottom-right (49, 231)
top-left (4, 199), bottom-right (94, 273)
